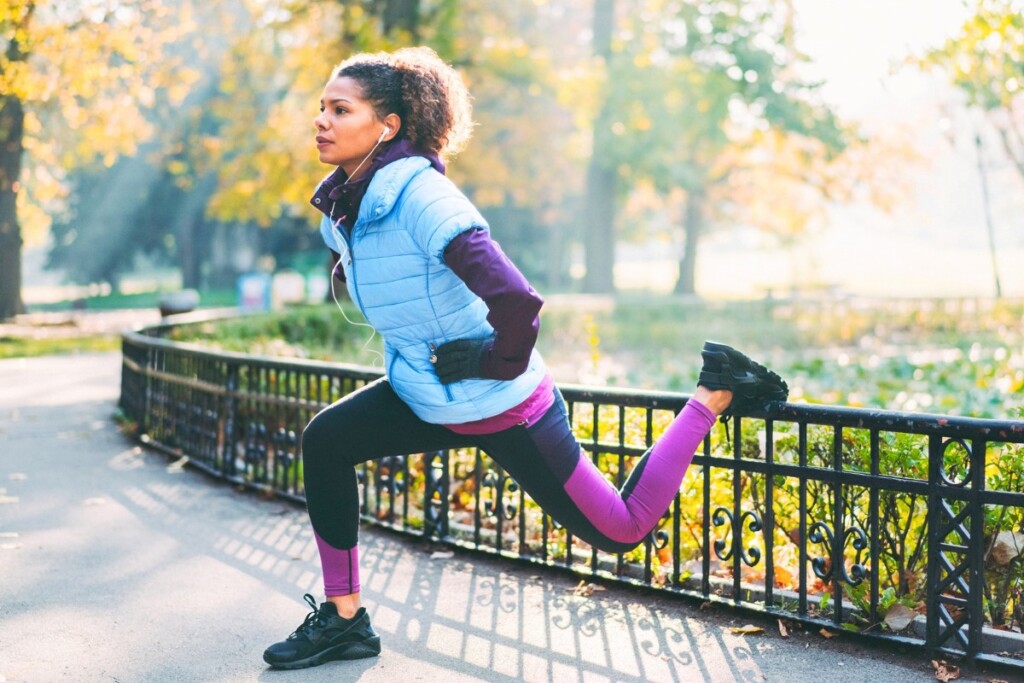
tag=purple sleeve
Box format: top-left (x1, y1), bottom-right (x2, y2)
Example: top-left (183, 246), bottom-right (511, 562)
top-left (443, 228), bottom-right (543, 380)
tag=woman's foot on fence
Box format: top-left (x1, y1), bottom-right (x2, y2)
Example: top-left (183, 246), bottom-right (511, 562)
top-left (263, 594), bottom-right (381, 669)
top-left (698, 341), bottom-right (788, 414)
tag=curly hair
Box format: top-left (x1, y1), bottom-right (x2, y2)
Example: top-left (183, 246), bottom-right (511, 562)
top-left (333, 47), bottom-right (473, 159)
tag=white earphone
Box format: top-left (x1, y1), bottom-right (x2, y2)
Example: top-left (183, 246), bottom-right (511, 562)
top-left (378, 126), bottom-right (391, 141)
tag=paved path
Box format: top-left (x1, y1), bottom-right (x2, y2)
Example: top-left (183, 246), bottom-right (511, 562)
top-left (0, 354), bottom-right (1004, 682)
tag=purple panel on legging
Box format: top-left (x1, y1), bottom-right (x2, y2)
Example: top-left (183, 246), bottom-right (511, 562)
top-left (315, 530), bottom-right (360, 597)
top-left (562, 400), bottom-right (715, 545)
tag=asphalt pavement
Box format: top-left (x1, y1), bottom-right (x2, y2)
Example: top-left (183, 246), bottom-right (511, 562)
top-left (0, 353), bottom-right (1009, 682)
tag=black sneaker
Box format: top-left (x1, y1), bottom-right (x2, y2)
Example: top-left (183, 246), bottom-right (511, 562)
top-left (263, 594), bottom-right (381, 669)
top-left (698, 341), bottom-right (788, 412)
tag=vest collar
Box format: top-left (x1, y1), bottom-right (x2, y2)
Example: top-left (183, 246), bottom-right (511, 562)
top-left (309, 140), bottom-right (444, 227)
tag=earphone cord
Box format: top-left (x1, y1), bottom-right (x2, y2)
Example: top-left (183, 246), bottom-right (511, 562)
top-left (344, 130), bottom-right (388, 187)
top-left (329, 255), bottom-right (384, 367)
top-left (324, 128), bottom-right (391, 367)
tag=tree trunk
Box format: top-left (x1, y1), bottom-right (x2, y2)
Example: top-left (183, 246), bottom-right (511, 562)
top-left (0, 93), bottom-right (26, 320)
top-left (175, 174), bottom-right (217, 290)
top-left (581, 0), bottom-right (616, 294)
top-left (178, 218), bottom-right (201, 290)
top-left (381, 0), bottom-right (419, 38)
top-left (0, 6), bottom-right (31, 320)
top-left (582, 163), bottom-right (616, 293)
top-left (546, 218), bottom-right (565, 291)
top-left (674, 188), bottom-right (705, 295)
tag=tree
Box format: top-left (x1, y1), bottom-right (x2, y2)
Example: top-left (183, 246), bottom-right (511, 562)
top-left (593, 0), bottom-right (848, 294)
top-left (446, 1), bottom-right (585, 289)
top-left (920, 0), bottom-right (1024, 299)
top-left (202, 0), bottom-right (583, 289)
top-left (201, 2), bottom-right (399, 233)
top-left (0, 3), bottom-right (32, 318)
top-left (580, 0), bottom-right (617, 294)
top-left (0, 0), bottom-right (194, 319)
top-left (923, 0), bottom-right (1024, 182)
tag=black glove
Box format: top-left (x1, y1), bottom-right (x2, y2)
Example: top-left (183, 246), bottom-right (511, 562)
top-left (433, 338), bottom-right (492, 384)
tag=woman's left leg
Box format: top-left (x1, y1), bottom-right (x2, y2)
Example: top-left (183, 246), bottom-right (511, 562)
top-left (477, 387), bottom-right (723, 553)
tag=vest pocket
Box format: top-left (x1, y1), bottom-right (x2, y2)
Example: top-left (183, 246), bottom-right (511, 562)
top-left (427, 342), bottom-right (454, 402)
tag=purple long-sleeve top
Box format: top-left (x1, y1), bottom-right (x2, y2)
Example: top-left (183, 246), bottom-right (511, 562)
top-left (443, 227), bottom-right (543, 379)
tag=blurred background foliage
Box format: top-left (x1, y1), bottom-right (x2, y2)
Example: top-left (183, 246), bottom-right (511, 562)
top-left (3, 0), bottom-right (1022, 318)
top-left (167, 295), bottom-right (1024, 417)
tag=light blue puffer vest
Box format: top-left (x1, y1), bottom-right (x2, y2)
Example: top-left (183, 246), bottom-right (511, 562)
top-left (319, 156), bottom-right (546, 424)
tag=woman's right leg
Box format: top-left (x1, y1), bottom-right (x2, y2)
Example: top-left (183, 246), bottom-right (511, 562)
top-left (301, 378), bottom-right (472, 604)
top-left (265, 379), bottom-right (472, 669)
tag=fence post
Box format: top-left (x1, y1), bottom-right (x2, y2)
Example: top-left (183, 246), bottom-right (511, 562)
top-left (221, 361), bottom-right (239, 477)
top-left (423, 450), bottom-right (450, 540)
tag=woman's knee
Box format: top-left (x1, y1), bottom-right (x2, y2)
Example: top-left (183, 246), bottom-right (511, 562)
top-left (302, 409), bottom-right (348, 469)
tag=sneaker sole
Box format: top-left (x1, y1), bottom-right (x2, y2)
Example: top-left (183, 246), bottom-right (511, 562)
top-left (700, 342), bottom-right (788, 401)
top-left (264, 635), bottom-right (382, 670)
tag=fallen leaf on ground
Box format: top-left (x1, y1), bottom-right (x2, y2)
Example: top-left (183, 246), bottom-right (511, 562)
top-left (568, 580), bottom-right (605, 597)
top-left (884, 604), bottom-right (917, 631)
top-left (777, 619), bottom-right (789, 638)
top-left (9, 473), bottom-right (27, 481)
top-left (730, 624), bottom-right (764, 635)
top-left (429, 551), bottom-right (454, 560)
top-left (166, 456), bottom-right (189, 472)
top-left (931, 659), bottom-right (960, 682)
top-left (819, 628), bottom-right (838, 639)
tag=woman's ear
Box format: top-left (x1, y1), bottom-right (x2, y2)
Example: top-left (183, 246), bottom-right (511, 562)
top-left (382, 113), bottom-right (401, 141)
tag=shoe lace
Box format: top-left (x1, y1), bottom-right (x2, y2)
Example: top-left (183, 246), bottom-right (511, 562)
top-left (291, 593), bottom-right (327, 640)
top-left (720, 413), bottom-right (732, 443)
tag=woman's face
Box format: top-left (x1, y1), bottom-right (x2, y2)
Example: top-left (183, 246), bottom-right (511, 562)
top-left (314, 76), bottom-right (388, 177)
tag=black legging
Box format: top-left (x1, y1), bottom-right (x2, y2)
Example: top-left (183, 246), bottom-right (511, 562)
top-left (302, 377), bottom-right (714, 595)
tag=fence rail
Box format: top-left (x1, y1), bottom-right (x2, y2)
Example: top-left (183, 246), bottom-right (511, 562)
top-left (119, 325), bottom-right (1024, 670)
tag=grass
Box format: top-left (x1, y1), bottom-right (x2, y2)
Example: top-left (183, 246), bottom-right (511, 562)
top-left (3, 287), bottom-right (236, 360)
top-left (0, 335), bottom-right (121, 359)
top-left (166, 295), bottom-right (1024, 419)
top-left (28, 288), bottom-right (237, 312)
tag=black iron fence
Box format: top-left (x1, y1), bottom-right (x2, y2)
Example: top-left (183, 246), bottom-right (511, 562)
top-left (120, 325), bottom-right (1024, 670)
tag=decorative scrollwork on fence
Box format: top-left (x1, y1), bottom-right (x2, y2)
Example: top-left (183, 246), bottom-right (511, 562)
top-left (244, 422), bottom-right (267, 470)
top-left (272, 428), bottom-right (297, 469)
top-left (712, 507), bottom-right (763, 567)
top-left (808, 521), bottom-right (869, 585)
top-left (269, 427), bottom-right (298, 491)
top-left (939, 438), bottom-right (973, 488)
top-left (482, 469), bottom-right (520, 520)
top-left (842, 527), bottom-right (869, 585)
top-left (808, 521), bottom-right (833, 580)
top-left (423, 451), bottom-right (449, 539)
top-left (650, 528), bottom-right (670, 550)
top-left (376, 455), bottom-right (406, 500)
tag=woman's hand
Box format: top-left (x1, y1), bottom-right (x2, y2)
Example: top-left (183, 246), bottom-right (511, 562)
top-left (433, 338), bottom-right (492, 384)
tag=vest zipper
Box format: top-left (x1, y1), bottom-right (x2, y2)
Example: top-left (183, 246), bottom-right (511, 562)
top-left (428, 342), bottom-right (454, 402)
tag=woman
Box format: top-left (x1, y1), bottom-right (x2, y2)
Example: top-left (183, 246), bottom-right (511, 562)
top-left (263, 47), bottom-right (788, 670)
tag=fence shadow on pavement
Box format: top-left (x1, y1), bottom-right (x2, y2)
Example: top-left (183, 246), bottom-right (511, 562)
top-left (105, 457), bottom-right (769, 682)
